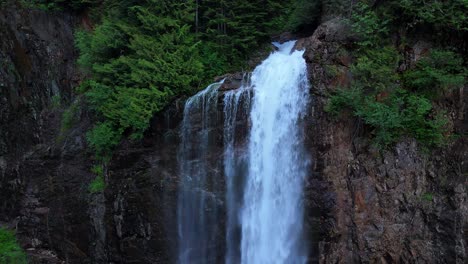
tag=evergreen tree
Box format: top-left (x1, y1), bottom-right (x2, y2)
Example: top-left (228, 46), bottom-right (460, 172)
top-left (76, 0), bottom-right (293, 157)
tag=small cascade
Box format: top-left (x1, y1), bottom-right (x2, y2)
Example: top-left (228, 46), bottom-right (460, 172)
top-left (177, 82), bottom-right (222, 264)
top-left (223, 83), bottom-right (252, 264)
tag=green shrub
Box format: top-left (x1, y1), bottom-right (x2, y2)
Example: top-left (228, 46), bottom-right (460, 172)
top-left (86, 122), bottom-right (122, 160)
top-left (77, 3), bottom-right (203, 156)
top-left (326, 0), bottom-right (464, 148)
top-left (403, 49), bottom-right (466, 97)
top-left (421, 192), bottom-right (434, 202)
top-left (89, 175), bottom-right (105, 193)
top-left (60, 100), bottom-right (80, 134)
top-left (0, 228), bottom-right (27, 264)
top-left (351, 47), bottom-right (400, 91)
top-left (326, 46), bottom-right (451, 148)
top-left (86, 83), bottom-right (170, 138)
top-left (354, 91), bottom-right (405, 146)
top-left (351, 2), bottom-right (390, 49)
top-left (51, 94), bottom-right (61, 108)
top-left (327, 87), bottom-right (449, 147)
top-left (401, 94), bottom-right (448, 146)
top-left (91, 164), bottom-right (103, 176)
top-left (321, 0), bottom-right (348, 19)
top-left (395, 0), bottom-right (468, 31)
top-left (325, 85), bottom-right (364, 116)
top-left (89, 164), bottom-right (105, 193)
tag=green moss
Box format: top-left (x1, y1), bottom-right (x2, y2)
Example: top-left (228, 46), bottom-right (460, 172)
top-left (324, 64), bottom-right (340, 78)
top-left (51, 94), bottom-right (61, 109)
top-left (60, 100), bottom-right (80, 134)
top-left (421, 192), bottom-right (434, 202)
top-left (89, 165), bottom-right (105, 193)
top-left (91, 164), bottom-right (103, 176)
top-left (0, 228), bottom-right (27, 264)
top-left (89, 175), bottom-right (105, 193)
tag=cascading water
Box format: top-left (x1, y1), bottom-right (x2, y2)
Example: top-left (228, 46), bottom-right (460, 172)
top-left (241, 41), bottom-right (310, 263)
top-left (177, 40), bottom-right (310, 264)
top-left (177, 82), bottom-right (222, 264)
top-left (223, 84), bottom-right (251, 264)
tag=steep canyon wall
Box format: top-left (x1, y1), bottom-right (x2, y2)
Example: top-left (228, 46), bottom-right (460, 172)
top-left (0, 7), bottom-right (466, 264)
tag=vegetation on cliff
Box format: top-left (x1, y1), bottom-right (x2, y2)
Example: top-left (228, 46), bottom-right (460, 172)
top-left (0, 228), bottom-right (27, 264)
top-left (326, 1), bottom-right (466, 148)
top-left (67, 0), bottom-right (293, 159)
top-left (14, 0), bottom-right (466, 153)
top-left (89, 165), bottom-right (106, 193)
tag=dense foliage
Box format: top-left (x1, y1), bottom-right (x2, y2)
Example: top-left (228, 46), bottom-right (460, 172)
top-left (75, 0), bottom-right (293, 158)
top-left (20, 0), bottom-right (465, 153)
top-left (0, 228), bottom-right (27, 264)
top-left (403, 50), bottom-right (466, 97)
top-left (396, 0), bottom-right (468, 32)
top-left (19, 0), bottom-right (98, 10)
top-left (286, 0), bottom-right (321, 32)
top-left (326, 1), bottom-right (466, 148)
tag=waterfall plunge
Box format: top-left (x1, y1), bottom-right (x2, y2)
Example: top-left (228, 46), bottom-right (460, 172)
top-left (177, 41), bottom-right (310, 264)
top-left (241, 41), bottom-right (310, 264)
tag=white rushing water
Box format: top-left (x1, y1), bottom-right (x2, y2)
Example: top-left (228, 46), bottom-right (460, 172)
top-left (178, 82), bottom-right (222, 264)
top-left (241, 41), bottom-right (310, 264)
top-left (223, 83), bottom-right (251, 264)
top-left (177, 41), bottom-right (310, 264)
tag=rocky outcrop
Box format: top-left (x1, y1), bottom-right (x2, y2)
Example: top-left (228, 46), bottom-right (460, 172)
top-left (299, 18), bottom-right (468, 263)
top-left (0, 6), bottom-right (466, 264)
top-left (0, 6), bottom-right (86, 263)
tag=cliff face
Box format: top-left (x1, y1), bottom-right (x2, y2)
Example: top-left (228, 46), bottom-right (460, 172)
top-left (0, 7), bottom-right (89, 263)
top-left (298, 19), bottom-right (467, 263)
top-left (0, 7), bottom-right (466, 264)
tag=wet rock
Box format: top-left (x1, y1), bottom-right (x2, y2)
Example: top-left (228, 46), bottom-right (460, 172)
top-left (0, 4), bottom-right (465, 264)
top-left (216, 72), bottom-right (247, 91)
top-left (298, 14), bottom-right (467, 264)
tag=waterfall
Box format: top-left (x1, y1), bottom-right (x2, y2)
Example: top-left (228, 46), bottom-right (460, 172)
top-left (241, 41), bottom-right (310, 263)
top-left (177, 82), bottom-right (222, 264)
top-left (177, 40), bottom-right (310, 264)
top-left (223, 84), bottom-right (251, 264)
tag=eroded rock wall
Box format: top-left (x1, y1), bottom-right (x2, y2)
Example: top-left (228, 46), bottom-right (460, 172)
top-left (0, 7), bottom-right (89, 263)
top-left (298, 19), bottom-right (468, 263)
top-left (0, 6), bottom-right (466, 264)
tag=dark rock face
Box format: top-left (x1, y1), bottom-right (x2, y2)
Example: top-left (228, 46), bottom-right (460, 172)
top-left (0, 7), bottom-right (79, 155)
top-left (216, 72), bottom-right (247, 91)
top-left (299, 19), bottom-right (468, 263)
top-left (0, 7), bottom-right (466, 264)
top-left (0, 7), bottom-right (88, 263)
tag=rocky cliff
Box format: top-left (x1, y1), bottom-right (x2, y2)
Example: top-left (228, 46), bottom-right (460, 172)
top-left (297, 19), bottom-right (467, 263)
top-left (0, 6), bottom-right (466, 264)
top-left (0, 6), bottom-right (90, 263)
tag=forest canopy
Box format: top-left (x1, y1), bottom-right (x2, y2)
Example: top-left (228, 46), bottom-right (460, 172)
top-left (72, 0), bottom-right (295, 159)
top-left (15, 0), bottom-right (466, 155)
